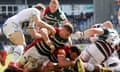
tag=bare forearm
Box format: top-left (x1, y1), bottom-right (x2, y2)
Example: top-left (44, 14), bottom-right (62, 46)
top-left (37, 21), bottom-right (52, 30)
top-left (79, 28), bottom-right (104, 38)
top-left (27, 29), bottom-right (42, 39)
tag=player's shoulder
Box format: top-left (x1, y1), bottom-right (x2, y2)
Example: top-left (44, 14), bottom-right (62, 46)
top-left (45, 6), bottom-right (50, 14)
top-left (55, 27), bottom-right (61, 32)
top-left (107, 28), bottom-right (118, 34)
top-left (30, 8), bottom-right (40, 12)
top-left (56, 8), bottom-right (64, 14)
top-left (19, 8), bottom-right (39, 14)
top-left (24, 8), bottom-right (40, 14)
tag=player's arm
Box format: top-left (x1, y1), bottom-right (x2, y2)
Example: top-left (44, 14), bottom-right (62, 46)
top-left (27, 27), bottom-right (42, 39)
top-left (84, 63), bottom-right (113, 72)
top-left (59, 11), bottom-right (68, 24)
top-left (39, 28), bottom-right (55, 53)
top-left (57, 49), bottom-right (75, 67)
top-left (33, 16), bottom-right (56, 35)
top-left (65, 37), bottom-right (72, 47)
top-left (75, 28), bottom-right (106, 38)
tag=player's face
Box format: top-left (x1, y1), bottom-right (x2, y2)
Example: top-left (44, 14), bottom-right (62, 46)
top-left (49, 2), bottom-right (59, 13)
top-left (60, 28), bottom-right (71, 39)
top-left (70, 52), bottom-right (78, 60)
top-left (117, 0), bottom-right (120, 5)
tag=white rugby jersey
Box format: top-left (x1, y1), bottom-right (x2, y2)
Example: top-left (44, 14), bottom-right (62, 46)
top-left (5, 8), bottom-right (41, 29)
top-left (105, 29), bottom-right (120, 48)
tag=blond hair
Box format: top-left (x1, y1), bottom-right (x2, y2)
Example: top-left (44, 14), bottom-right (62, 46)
top-left (50, 0), bottom-right (59, 5)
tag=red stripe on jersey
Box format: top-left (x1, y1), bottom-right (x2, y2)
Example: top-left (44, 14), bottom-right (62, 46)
top-left (23, 38), bottom-right (42, 54)
top-left (24, 27), bottom-right (61, 54)
top-left (45, 6), bottom-right (50, 15)
top-left (104, 41), bottom-right (113, 53)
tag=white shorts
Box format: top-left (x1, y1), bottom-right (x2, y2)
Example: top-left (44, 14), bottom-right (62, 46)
top-left (2, 22), bottom-right (22, 38)
top-left (80, 44), bottom-right (105, 64)
top-left (19, 46), bottom-right (48, 68)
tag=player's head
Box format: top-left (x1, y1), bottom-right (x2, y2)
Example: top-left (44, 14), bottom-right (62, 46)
top-left (116, 0), bottom-right (120, 5)
top-left (102, 20), bottom-right (113, 28)
top-left (91, 24), bottom-right (102, 28)
top-left (34, 3), bottom-right (45, 18)
top-left (92, 21), bottom-right (113, 29)
top-left (59, 23), bottom-right (73, 39)
top-left (49, 0), bottom-right (59, 13)
top-left (69, 46), bottom-right (81, 60)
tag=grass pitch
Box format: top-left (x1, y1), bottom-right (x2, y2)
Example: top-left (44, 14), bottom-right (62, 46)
top-left (0, 54), bottom-right (12, 72)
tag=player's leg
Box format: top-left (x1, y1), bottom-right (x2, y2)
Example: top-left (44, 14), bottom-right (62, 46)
top-left (22, 46), bottom-right (49, 72)
top-left (3, 23), bottom-right (26, 62)
top-left (8, 31), bottom-right (25, 61)
top-left (83, 63), bottom-right (114, 72)
top-left (4, 45), bottom-right (33, 72)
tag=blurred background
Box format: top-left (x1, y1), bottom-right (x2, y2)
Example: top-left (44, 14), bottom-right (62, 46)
top-left (0, 0), bottom-right (119, 48)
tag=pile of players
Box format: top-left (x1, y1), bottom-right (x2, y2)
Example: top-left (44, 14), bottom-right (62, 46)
top-left (0, 0), bottom-right (120, 72)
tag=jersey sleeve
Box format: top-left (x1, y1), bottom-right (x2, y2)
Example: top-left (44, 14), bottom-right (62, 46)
top-left (60, 11), bottom-right (67, 21)
top-left (58, 9), bottom-right (67, 21)
top-left (98, 28), bottom-right (109, 40)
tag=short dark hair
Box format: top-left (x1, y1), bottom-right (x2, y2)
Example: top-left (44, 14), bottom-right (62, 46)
top-left (63, 24), bottom-right (74, 33)
top-left (70, 46), bottom-right (81, 56)
top-left (34, 3), bottom-right (45, 11)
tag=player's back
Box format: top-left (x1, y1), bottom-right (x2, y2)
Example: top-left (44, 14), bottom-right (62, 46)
top-left (5, 8), bottom-right (40, 25)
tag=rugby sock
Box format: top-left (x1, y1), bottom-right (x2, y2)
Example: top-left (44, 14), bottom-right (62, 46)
top-left (0, 50), bottom-right (7, 66)
top-left (11, 45), bottom-right (24, 62)
top-left (1, 50), bottom-right (7, 61)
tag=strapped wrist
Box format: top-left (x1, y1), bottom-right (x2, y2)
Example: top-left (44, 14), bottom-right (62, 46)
top-left (118, 16), bottom-right (120, 20)
top-left (50, 45), bottom-right (55, 50)
top-left (81, 32), bottom-right (84, 37)
top-left (45, 40), bottom-right (51, 44)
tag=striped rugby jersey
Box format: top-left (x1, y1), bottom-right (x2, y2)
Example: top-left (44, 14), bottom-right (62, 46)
top-left (35, 28), bottom-right (69, 57)
top-left (95, 28), bottom-right (120, 62)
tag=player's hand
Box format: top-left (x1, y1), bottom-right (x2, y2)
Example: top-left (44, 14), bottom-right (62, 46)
top-left (75, 31), bottom-right (82, 38)
top-left (50, 45), bottom-right (55, 53)
top-left (118, 20), bottom-right (120, 26)
top-left (48, 26), bottom-right (56, 35)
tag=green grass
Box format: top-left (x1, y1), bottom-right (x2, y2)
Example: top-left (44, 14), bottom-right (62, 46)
top-left (0, 54), bottom-right (12, 72)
